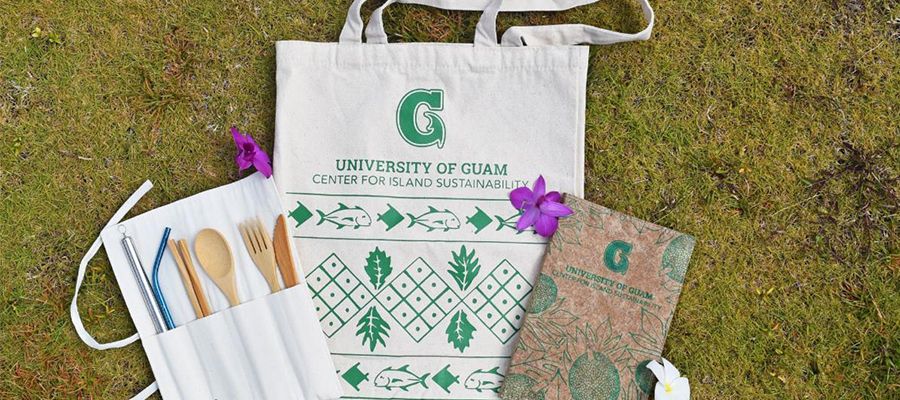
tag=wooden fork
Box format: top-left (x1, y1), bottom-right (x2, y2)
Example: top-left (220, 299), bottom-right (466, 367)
top-left (239, 218), bottom-right (282, 293)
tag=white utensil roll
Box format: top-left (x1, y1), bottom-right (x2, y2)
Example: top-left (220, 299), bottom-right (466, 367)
top-left (273, 0), bottom-right (653, 398)
top-left (71, 174), bottom-right (343, 399)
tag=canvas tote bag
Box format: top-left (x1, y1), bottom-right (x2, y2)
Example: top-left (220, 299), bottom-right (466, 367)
top-left (273, 0), bottom-right (653, 398)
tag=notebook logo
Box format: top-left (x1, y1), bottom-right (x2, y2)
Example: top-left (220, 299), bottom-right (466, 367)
top-left (603, 240), bottom-right (633, 275)
top-left (397, 89), bottom-right (445, 149)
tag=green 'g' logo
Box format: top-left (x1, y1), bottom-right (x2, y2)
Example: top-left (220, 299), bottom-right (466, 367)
top-left (603, 240), bottom-right (633, 275)
top-left (396, 89), bottom-right (445, 148)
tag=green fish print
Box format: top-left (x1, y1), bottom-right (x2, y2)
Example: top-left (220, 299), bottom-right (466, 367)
top-left (341, 362), bottom-right (369, 392)
top-left (432, 365), bottom-right (460, 393)
top-left (406, 206), bottom-right (460, 232)
top-left (464, 367), bottom-right (504, 393)
top-left (466, 207), bottom-right (492, 234)
top-left (494, 212), bottom-right (527, 233)
top-left (316, 203), bottom-right (372, 229)
top-left (373, 365), bottom-right (430, 391)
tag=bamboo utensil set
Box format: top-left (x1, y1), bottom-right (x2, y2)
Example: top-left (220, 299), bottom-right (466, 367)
top-left (273, 215), bottom-right (300, 287)
top-left (240, 219), bottom-right (281, 293)
top-left (195, 228), bottom-right (241, 307)
top-left (168, 238), bottom-right (212, 317)
top-left (164, 214), bottom-right (299, 321)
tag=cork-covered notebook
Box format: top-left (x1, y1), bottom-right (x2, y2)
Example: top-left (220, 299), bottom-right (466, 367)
top-left (501, 195), bottom-right (695, 400)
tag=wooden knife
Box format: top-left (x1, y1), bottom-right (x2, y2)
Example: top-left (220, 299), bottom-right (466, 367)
top-left (273, 214), bottom-right (299, 287)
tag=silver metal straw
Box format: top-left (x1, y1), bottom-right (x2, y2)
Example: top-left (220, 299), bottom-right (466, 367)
top-left (119, 225), bottom-right (165, 334)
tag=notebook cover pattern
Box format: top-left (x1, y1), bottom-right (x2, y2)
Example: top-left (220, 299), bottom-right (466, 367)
top-left (502, 195), bottom-right (695, 400)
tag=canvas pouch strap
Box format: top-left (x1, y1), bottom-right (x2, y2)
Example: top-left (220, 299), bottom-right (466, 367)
top-left (69, 180), bottom-right (158, 400)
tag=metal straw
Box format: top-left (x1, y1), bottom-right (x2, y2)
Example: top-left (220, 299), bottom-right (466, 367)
top-left (119, 225), bottom-right (165, 334)
top-left (151, 227), bottom-right (175, 329)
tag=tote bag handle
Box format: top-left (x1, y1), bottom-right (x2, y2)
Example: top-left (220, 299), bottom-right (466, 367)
top-left (364, 0), bottom-right (502, 46)
top-left (340, 0), bottom-right (497, 45)
top-left (339, 0), bottom-right (654, 46)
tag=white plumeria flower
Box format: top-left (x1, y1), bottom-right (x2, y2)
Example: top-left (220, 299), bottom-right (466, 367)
top-left (646, 358), bottom-right (690, 400)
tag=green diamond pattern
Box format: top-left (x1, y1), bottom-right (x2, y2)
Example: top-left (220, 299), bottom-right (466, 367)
top-left (461, 260), bottom-right (532, 343)
top-left (307, 253), bottom-right (533, 345)
top-left (376, 257), bottom-right (460, 342)
top-left (306, 254), bottom-right (373, 337)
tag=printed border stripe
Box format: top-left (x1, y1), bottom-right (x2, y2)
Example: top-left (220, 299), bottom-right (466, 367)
top-left (342, 397), bottom-right (491, 400)
top-left (285, 192), bottom-right (510, 202)
top-left (295, 236), bottom-right (545, 245)
top-left (332, 352), bottom-right (510, 359)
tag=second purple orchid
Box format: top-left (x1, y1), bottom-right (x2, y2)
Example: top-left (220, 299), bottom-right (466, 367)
top-left (509, 175), bottom-right (573, 237)
top-left (231, 126), bottom-right (272, 178)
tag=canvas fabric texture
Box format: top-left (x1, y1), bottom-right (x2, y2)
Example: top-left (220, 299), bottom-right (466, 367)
top-left (273, 0), bottom-right (653, 398)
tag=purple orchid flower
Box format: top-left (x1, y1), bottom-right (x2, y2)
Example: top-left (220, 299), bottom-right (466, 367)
top-left (509, 175), bottom-right (573, 237)
top-left (231, 126), bottom-right (272, 178)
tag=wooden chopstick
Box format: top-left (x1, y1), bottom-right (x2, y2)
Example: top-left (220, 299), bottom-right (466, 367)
top-left (177, 239), bottom-right (212, 317)
top-left (168, 239), bottom-right (203, 319)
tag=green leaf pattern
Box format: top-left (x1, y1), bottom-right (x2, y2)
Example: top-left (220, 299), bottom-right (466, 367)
top-left (356, 306), bottom-right (390, 351)
top-left (364, 247), bottom-right (392, 290)
top-left (447, 245), bottom-right (481, 291)
top-left (446, 309), bottom-right (476, 353)
top-left (627, 308), bottom-right (667, 357)
top-left (510, 309), bottom-right (631, 398)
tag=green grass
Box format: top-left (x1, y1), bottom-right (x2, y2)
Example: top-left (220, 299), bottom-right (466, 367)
top-left (1, 0), bottom-right (897, 398)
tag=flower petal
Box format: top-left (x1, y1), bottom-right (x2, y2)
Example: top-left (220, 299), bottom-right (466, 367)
top-left (243, 132), bottom-right (259, 148)
top-left (532, 175), bottom-right (546, 198)
top-left (545, 191), bottom-right (562, 203)
top-left (252, 150), bottom-right (273, 178)
top-left (646, 360), bottom-right (666, 382)
top-left (230, 126), bottom-right (247, 148)
top-left (235, 152), bottom-right (252, 170)
top-left (663, 358), bottom-right (680, 380)
top-left (540, 200), bottom-right (573, 217)
top-left (252, 142), bottom-right (270, 163)
top-left (654, 382), bottom-right (669, 400)
top-left (516, 206), bottom-right (539, 231)
top-left (534, 214), bottom-right (559, 237)
top-left (670, 377), bottom-right (690, 399)
top-left (509, 186), bottom-right (534, 209)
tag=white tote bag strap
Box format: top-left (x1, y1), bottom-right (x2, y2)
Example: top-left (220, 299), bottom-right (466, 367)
top-left (340, 0), bottom-right (499, 45)
top-left (129, 381), bottom-right (159, 400)
top-left (498, 0), bottom-right (654, 46)
top-left (365, 0), bottom-right (502, 45)
top-left (70, 180), bottom-right (153, 350)
top-left (340, 0), bottom-right (653, 46)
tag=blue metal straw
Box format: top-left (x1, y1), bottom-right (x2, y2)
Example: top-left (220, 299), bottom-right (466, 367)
top-left (151, 227), bottom-right (175, 329)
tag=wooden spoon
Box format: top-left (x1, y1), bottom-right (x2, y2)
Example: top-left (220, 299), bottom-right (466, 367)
top-left (194, 229), bottom-right (240, 307)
